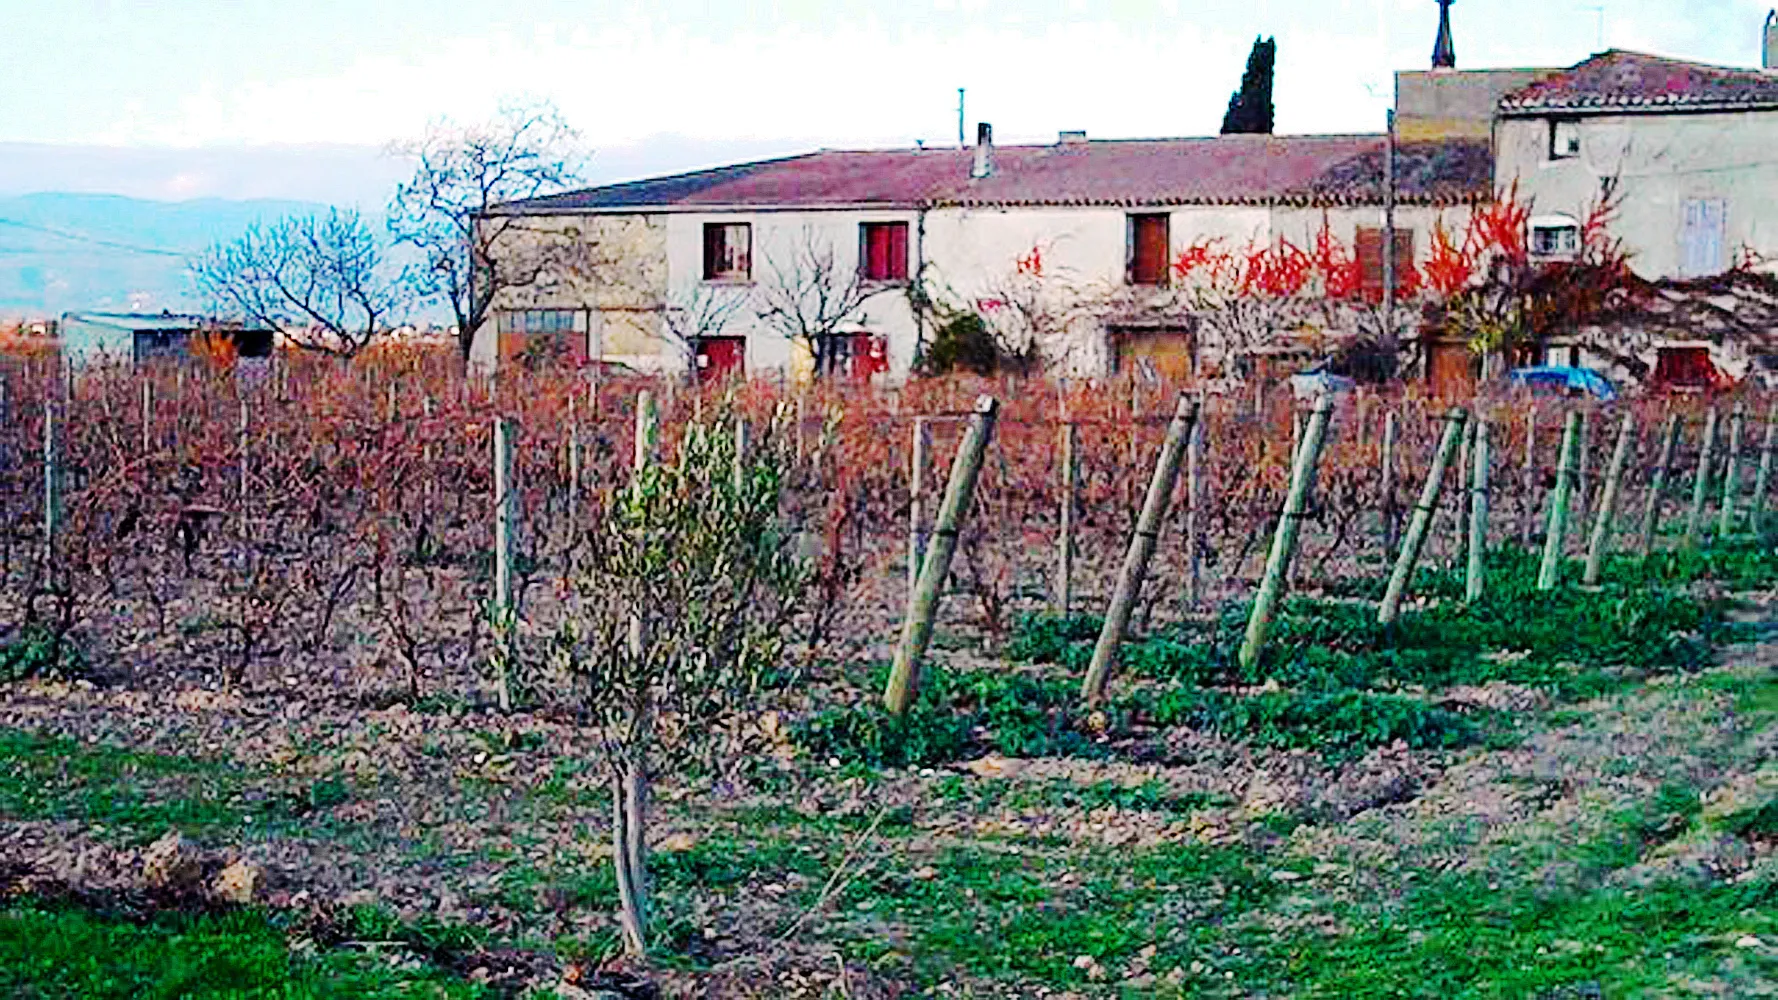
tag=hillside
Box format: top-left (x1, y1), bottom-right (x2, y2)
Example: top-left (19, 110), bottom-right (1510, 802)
top-left (0, 192), bottom-right (328, 317)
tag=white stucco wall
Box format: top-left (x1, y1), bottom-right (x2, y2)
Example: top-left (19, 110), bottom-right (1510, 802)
top-left (1496, 109), bottom-right (1778, 279)
top-left (481, 200), bottom-right (1473, 379)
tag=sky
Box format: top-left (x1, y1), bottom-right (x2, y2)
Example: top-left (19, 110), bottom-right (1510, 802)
top-left (3, 0), bottom-right (1774, 204)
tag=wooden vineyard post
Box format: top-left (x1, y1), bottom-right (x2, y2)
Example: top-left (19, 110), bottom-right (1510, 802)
top-left (1684, 407), bottom-right (1719, 549)
top-left (42, 396), bottom-right (60, 567)
top-left (1381, 410), bottom-right (1400, 558)
top-left (885, 396), bottom-right (999, 717)
top-left (1238, 392), bottom-right (1334, 671)
top-left (1466, 418), bottom-right (1491, 603)
top-left (140, 380), bottom-right (153, 456)
top-left (1056, 418), bottom-right (1077, 615)
top-left (1638, 413), bottom-right (1681, 557)
top-left (794, 392), bottom-right (806, 466)
top-left (1583, 412), bottom-right (1636, 586)
top-left (567, 393), bottom-right (582, 539)
top-left (1081, 396), bottom-right (1200, 705)
top-left (1378, 407), bottom-right (1467, 626)
top-left (238, 396), bottom-right (251, 545)
top-left (908, 417), bottom-right (932, 614)
top-left (492, 418), bottom-right (519, 713)
top-left (1574, 411), bottom-right (1592, 535)
top-left (1452, 415), bottom-right (1475, 569)
top-left (1753, 402), bottom-right (1778, 536)
top-left (1537, 412), bottom-right (1582, 592)
top-left (634, 390), bottom-right (660, 474)
top-left (421, 395), bottom-right (435, 516)
top-left (1520, 408), bottom-right (1537, 549)
top-left (1718, 403), bottom-right (1746, 541)
top-left (733, 416), bottom-right (749, 495)
top-left (1185, 396), bottom-right (1206, 609)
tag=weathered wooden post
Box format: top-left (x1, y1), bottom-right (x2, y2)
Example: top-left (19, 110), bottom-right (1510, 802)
top-left (1583, 411), bottom-right (1636, 586)
top-left (908, 417), bottom-right (933, 613)
top-left (1718, 403), bottom-right (1746, 540)
top-left (1466, 418), bottom-right (1491, 603)
top-left (492, 417), bottom-right (519, 712)
top-left (238, 396), bottom-right (251, 544)
top-left (1378, 407), bottom-right (1467, 625)
top-left (1684, 407), bottom-right (1719, 549)
top-left (1185, 397), bottom-right (1206, 609)
top-left (1521, 408), bottom-right (1538, 549)
top-left (1574, 410), bottom-right (1592, 535)
top-left (1082, 396), bottom-right (1200, 705)
top-left (1752, 402), bottom-right (1778, 536)
top-left (1638, 412), bottom-right (1681, 557)
top-left (1238, 392), bottom-right (1335, 671)
top-left (140, 380), bottom-right (153, 456)
top-left (1381, 410), bottom-right (1400, 557)
top-left (885, 396), bottom-right (999, 716)
top-left (634, 390), bottom-right (660, 474)
top-left (1056, 418), bottom-right (1077, 615)
top-left (733, 416), bottom-right (749, 495)
top-left (42, 397), bottom-right (60, 566)
top-left (1538, 412), bottom-right (1582, 591)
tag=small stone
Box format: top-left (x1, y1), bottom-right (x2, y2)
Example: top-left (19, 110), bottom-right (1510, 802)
top-left (141, 831), bottom-right (204, 894)
top-left (211, 860), bottom-right (261, 904)
top-left (1736, 935), bottom-right (1763, 949)
top-left (1270, 870), bottom-right (1302, 882)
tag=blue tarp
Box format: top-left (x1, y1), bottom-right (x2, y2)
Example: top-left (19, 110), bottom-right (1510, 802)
top-left (1505, 366), bottom-right (1618, 401)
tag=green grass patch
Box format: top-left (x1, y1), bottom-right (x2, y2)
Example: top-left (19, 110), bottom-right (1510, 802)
top-left (0, 900), bottom-right (493, 999)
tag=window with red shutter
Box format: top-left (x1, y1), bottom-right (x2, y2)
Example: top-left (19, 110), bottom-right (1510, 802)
top-left (1129, 214), bottom-right (1170, 286)
top-left (860, 222), bottom-right (910, 282)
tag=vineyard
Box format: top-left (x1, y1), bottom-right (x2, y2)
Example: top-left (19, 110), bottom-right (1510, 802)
top-left (4, 350), bottom-right (1778, 998)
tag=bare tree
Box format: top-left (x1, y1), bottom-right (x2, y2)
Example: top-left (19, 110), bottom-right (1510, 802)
top-left (755, 228), bottom-right (883, 377)
top-left (192, 209), bottom-right (403, 358)
top-left (388, 100), bottom-right (585, 362)
top-left (659, 284), bottom-right (748, 381)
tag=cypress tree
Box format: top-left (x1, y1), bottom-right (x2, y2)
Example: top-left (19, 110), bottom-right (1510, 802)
top-left (1220, 36), bottom-right (1277, 135)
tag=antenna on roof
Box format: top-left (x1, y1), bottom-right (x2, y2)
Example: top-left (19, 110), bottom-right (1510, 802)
top-left (958, 88), bottom-right (966, 146)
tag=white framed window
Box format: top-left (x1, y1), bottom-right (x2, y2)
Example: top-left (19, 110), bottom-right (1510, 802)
top-left (1530, 215), bottom-right (1581, 258)
top-left (1550, 120), bottom-right (1582, 160)
top-left (702, 222), bottom-right (752, 281)
top-left (497, 309), bottom-right (582, 335)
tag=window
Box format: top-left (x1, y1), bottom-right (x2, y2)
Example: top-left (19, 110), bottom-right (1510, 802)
top-left (1531, 216), bottom-right (1581, 258)
top-left (497, 309), bottom-right (580, 335)
top-left (1550, 120), bottom-right (1582, 160)
top-left (1681, 198), bottom-right (1727, 278)
top-left (1128, 213), bottom-right (1171, 286)
top-left (702, 222), bottom-right (752, 281)
top-left (1356, 227), bottom-right (1416, 298)
top-left (859, 222), bottom-right (910, 282)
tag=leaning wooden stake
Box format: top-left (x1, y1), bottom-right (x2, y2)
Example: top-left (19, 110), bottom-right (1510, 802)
top-left (1056, 419), bottom-right (1077, 615)
top-left (884, 396), bottom-right (999, 716)
top-left (492, 418), bottom-right (519, 713)
top-left (1537, 412), bottom-right (1582, 592)
top-left (1466, 418), bottom-right (1491, 603)
top-left (1684, 407), bottom-right (1719, 549)
top-left (1638, 413), bottom-right (1681, 557)
top-left (1238, 392), bottom-right (1334, 671)
top-left (1718, 403), bottom-right (1746, 540)
top-left (1082, 396), bottom-right (1201, 705)
top-left (1583, 412), bottom-right (1636, 586)
top-left (238, 396), bottom-right (251, 544)
top-left (1378, 407), bottom-right (1467, 625)
top-left (1752, 402), bottom-right (1778, 536)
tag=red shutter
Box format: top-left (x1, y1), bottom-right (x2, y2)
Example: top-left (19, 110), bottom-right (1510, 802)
top-left (1132, 215), bottom-right (1170, 285)
top-left (889, 223), bottom-right (909, 280)
top-left (1356, 228), bottom-right (1385, 296)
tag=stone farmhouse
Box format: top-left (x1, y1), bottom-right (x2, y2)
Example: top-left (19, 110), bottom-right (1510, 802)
top-left (475, 7), bottom-right (1778, 388)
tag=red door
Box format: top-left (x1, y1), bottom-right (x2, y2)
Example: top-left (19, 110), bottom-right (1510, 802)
top-left (696, 336), bottom-right (745, 382)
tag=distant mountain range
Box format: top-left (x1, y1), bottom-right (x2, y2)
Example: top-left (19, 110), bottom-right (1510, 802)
top-left (0, 192), bottom-right (329, 318)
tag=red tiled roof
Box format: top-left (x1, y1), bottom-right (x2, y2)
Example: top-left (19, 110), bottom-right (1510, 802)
top-left (494, 135), bottom-right (1491, 214)
top-left (1500, 50), bottom-right (1778, 115)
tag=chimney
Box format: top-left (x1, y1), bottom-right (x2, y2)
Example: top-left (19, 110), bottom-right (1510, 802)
top-left (1058, 130), bottom-right (1088, 145)
top-left (1766, 10), bottom-right (1777, 71)
top-left (972, 122), bottom-right (994, 179)
top-left (1432, 0), bottom-right (1456, 71)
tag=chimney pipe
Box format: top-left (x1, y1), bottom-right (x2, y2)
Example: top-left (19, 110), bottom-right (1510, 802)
top-left (972, 122), bottom-right (994, 179)
top-left (1765, 10), bottom-right (1777, 71)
